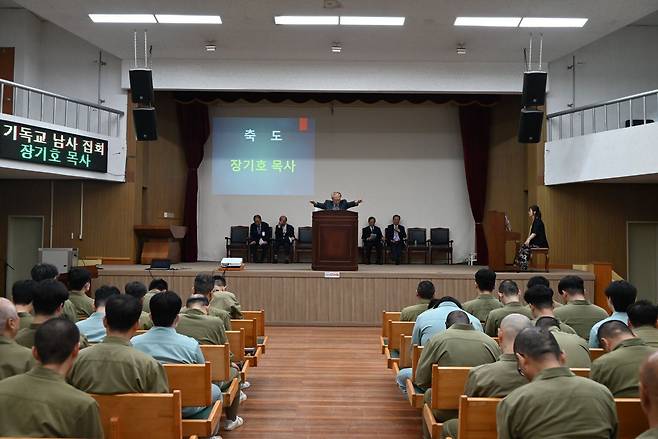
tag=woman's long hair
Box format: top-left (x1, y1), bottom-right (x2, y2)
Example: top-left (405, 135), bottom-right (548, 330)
top-left (529, 205), bottom-right (542, 220)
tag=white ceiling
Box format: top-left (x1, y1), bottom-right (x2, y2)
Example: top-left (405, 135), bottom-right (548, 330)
top-left (11, 0), bottom-right (658, 64)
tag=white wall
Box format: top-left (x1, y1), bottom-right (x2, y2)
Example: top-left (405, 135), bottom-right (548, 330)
top-left (197, 101), bottom-right (475, 262)
top-left (121, 58), bottom-right (524, 94)
top-left (545, 122), bottom-right (658, 185)
top-left (547, 25), bottom-right (658, 115)
top-left (0, 9), bottom-right (127, 181)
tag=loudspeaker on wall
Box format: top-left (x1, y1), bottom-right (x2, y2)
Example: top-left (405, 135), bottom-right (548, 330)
top-left (133, 107), bottom-right (157, 141)
top-left (518, 108), bottom-right (543, 143)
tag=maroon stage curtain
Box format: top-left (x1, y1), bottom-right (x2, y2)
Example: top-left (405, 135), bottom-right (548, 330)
top-left (177, 101), bottom-right (210, 262)
top-left (459, 105), bottom-right (492, 265)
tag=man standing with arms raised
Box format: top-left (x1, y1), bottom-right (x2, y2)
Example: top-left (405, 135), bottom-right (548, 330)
top-left (310, 191), bottom-right (362, 210)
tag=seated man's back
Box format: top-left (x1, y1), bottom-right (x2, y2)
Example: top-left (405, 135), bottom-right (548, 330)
top-left (628, 300), bottom-right (658, 348)
top-left (554, 275), bottom-right (609, 341)
top-left (0, 298), bottom-right (35, 380)
top-left (177, 295), bottom-right (228, 345)
top-left (69, 295), bottom-right (169, 394)
top-left (412, 297), bottom-right (482, 346)
top-left (400, 280), bottom-right (435, 322)
top-left (536, 317), bottom-right (591, 368)
top-left (209, 275), bottom-right (242, 319)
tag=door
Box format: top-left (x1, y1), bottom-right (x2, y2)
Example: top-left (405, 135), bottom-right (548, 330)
top-left (5, 216), bottom-right (43, 297)
top-left (627, 222), bottom-right (658, 302)
top-left (0, 47), bottom-right (14, 114)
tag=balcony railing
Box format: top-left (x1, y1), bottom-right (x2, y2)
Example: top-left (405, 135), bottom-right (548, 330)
top-left (547, 89), bottom-right (658, 141)
top-left (0, 78), bottom-right (124, 137)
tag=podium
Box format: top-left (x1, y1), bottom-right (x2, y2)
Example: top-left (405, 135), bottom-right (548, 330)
top-left (483, 211), bottom-right (520, 271)
top-left (134, 225), bottom-right (187, 265)
top-left (311, 210), bottom-right (359, 271)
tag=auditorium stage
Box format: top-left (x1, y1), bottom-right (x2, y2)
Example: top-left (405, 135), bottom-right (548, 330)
top-left (95, 263), bottom-right (595, 326)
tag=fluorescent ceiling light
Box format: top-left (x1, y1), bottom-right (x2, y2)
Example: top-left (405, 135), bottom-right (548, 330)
top-left (155, 15), bottom-right (222, 24)
top-left (454, 16), bottom-right (521, 27)
top-left (520, 17), bottom-right (588, 27)
top-left (274, 16), bottom-right (339, 25)
top-left (339, 16), bottom-right (405, 26)
top-left (89, 14), bottom-right (156, 23)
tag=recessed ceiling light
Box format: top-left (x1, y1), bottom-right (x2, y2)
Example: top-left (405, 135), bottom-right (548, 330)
top-left (519, 17), bottom-right (588, 28)
top-left (88, 14), bottom-right (157, 23)
top-left (274, 16), bottom-right (339, 25)
top-left (454, 16), bottom-right (521, 27)
top-left (331, 42), bottom-right (342, 53)
top-left (156, 15), bottom-right (222, 24)
top-left (204, 42), bottom-right (217, 52)
top-left (339, 16), bottom-right (405, 26)
top-left (456, 46), bottom-right (467, 55)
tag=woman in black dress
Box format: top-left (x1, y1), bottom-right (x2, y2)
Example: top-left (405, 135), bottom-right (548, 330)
top-left (516, 205), bottom-right (549, 271)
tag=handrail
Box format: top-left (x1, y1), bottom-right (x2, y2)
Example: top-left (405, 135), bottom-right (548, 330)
top-left (0, 78), bottom-right (124, 115)
top-left (547, 88), bottom-right (658, 118)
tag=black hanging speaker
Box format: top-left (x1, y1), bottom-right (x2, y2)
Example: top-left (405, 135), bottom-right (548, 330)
top-left (129, 68), bottom-right (154, 105)
top-left (518, 109), bottom-right (544, 143)
top-left (521, 71), bottom-right (548, 106)
top-left (133, 108), bottom-right (157, 141)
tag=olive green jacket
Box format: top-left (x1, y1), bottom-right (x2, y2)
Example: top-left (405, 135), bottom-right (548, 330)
top-left (400, 299), bottom-right (431, 322)
top-left (463, 294), bottom-right (503, 324)
top-left (484, 302), bottom-right (533, 336)
top-left (633, 325), bottom-right (658, 348)
top-left (0, 335), bottom-right (35, 380)
top-left (591, 337), bottom-right (657, 397)
top-left (553, 299), bottom-right (609, 341)
top-left (16, 322), bottom-right (90, 349)
top-left (176, 308), bottom-right (228, 346)
top-left (210, 289), bottom-right (243, 319)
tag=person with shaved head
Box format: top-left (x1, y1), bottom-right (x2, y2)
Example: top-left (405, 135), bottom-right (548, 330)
top-left (0, 298), bottom-right (34, 380)
top-left (440, 313), bottom-right (532, 439)
top-left (591, 320), bottom-right (656, 397)
top-left (638, 351), bottom-right (658, 437)
top-left (497, 327), bottom-right (617, 439)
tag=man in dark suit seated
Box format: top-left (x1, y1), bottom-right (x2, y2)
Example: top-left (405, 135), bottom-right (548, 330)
top-left (309, 191), bottom-right (362, 210)
top-left (385, 214), bottom-right (407, 265)
top-left (249, 215), bottom-right (270, 263)
top-left (361, 216), bottom-right (383, 265)
top-left (274, 215), bottom-right (295, 264)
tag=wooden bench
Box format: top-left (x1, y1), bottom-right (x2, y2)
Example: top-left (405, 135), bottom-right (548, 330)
top-left (421, 366), bottom-right (471, 438)
top-left (590, 348), bottom-right (605, 361)
top-left (406, 344), bottom-right (425, 408)
top-left (570, 368), bottom-right (590, 378)
top-left (242, 309), bottom-right (268, 354)
top-left (226, 329), bottom-right (250, 381)
top-left (135, 329), bottom-right (148, 336)
top-left (91, 391), bottom-right (185, 439)
top-left (442, 397), bottom-right (646, 439)
top-left (163, 363), bottom-right (223, 438)
top-left (385, 321), bottom-right (415, 372)
top-left (380, 311), bottom-right (402, 354)
top-left (231, 319), bottom-right (263, 367)
top-left (199, 344), bottom-right (241, 408)
top-left (399, 335), bottom-right (413, 371)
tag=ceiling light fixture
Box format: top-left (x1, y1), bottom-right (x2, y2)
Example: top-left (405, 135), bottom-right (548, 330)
top-left (454, 16), bottom-right (521, 27)
top-left (274, 15), bottom-right (339, 25)
top-left (519, 17), bottom-right (588, 28)
top-left (339, 16), bottom-right (405, 26)
top-left (331, 42), bottom-right (342, 53)
top-left (456, 45), bottom-right (466, 55)
top-left (204, 42), bottom-right (217, 52)
top-left (156, 15), bottom-right (222, 24)
top-left (89, 14), bottom-right (157, 23)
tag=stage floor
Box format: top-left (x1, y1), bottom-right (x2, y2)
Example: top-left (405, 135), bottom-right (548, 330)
top-left (95, 263), bottom-right (594, 326)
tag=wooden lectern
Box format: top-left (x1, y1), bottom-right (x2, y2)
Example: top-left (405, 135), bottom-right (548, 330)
top-left (134, 225), bottom-right (187, 265)
top-left (483, 211), bottom-right (520, 271)
top-left (311, 210), bottom-right (359, 271)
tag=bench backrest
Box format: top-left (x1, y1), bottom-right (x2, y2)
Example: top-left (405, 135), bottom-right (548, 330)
top-left (430, 366), bottom-right (471, 410)
top-left (381, 311), bottom-right (402, 337)
top-left (617, 398), bottom-right (648, 439)
top-left (412, 345), bottom-right (424, 381)
top-left (226, 329), bottom-right (246, 362)
top-left (590, 348), bottom-right (605, 361)
top-left (388, 321), bottom-right (415, 351)
top-left (199, 345), bottom-right (231, 382)
top-left (570, 368), bottom-right (590, 378)
top-left (92, 391), bottom-right (183, 439)
top-left (242, 310), bottom-right (265, 336)
top-left (400, 335), bottom-right (413, 369)
top-left (457, 396), bottom-right (500, 439)
top-left (163, 363), bottom-right (212, 407)
top-left (231, 319), bottom-right (258, 348)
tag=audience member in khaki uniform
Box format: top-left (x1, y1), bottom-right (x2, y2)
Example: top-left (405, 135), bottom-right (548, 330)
top-left (591, 320), bottom-right (656, 397)
top-left (524, 284), bottom-right (577, 334)
top-left (76, 286), bottom-right (120, 343)
top-left (400, 280), bottom-right (435, 322)
top-left (142, 278), bottom-right (168, 314)
top-left (484, 280), bottom-right (532, 336)
top-left (11, 279), bottom-right (37, 329)
top-left (441, 313), bottom-right (532, 439)
top-left (210, 274), bottom-right (243, 319)
top-left (177, 294), bottom-right (229, 345)
top-left (69, 294), bottom-right (169, 394)
top-left (125, 281), bottom-right (153, 329)
top-left (192, 274), bottom-right (232, 331)
top-left (16, 279), bottom-right (89, 349)
top-left (535, 316), bottom-right (591, 368)
top-left (629, 300), bottom-right (658, 348)
top-left (463, 268), bottom-right (502, 324)
top-left (0, 318), bottom-right (103, 438)
top-left (497, 327), bottom-right (617, 439)
top-left (67, 267), bottom-right (95, 321)
top-left (639, 351), bottom-right (658, 438)
top-left (29, 263), bottom-right (77, 323)
top-left (524, 275), bottom-right (563, 310)
top-left (0, 298), bottom-right (35, 380)
top-left (554, 275), bottom-right (609, 341)
top-left (416, 310), bottom-right (501, 423)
